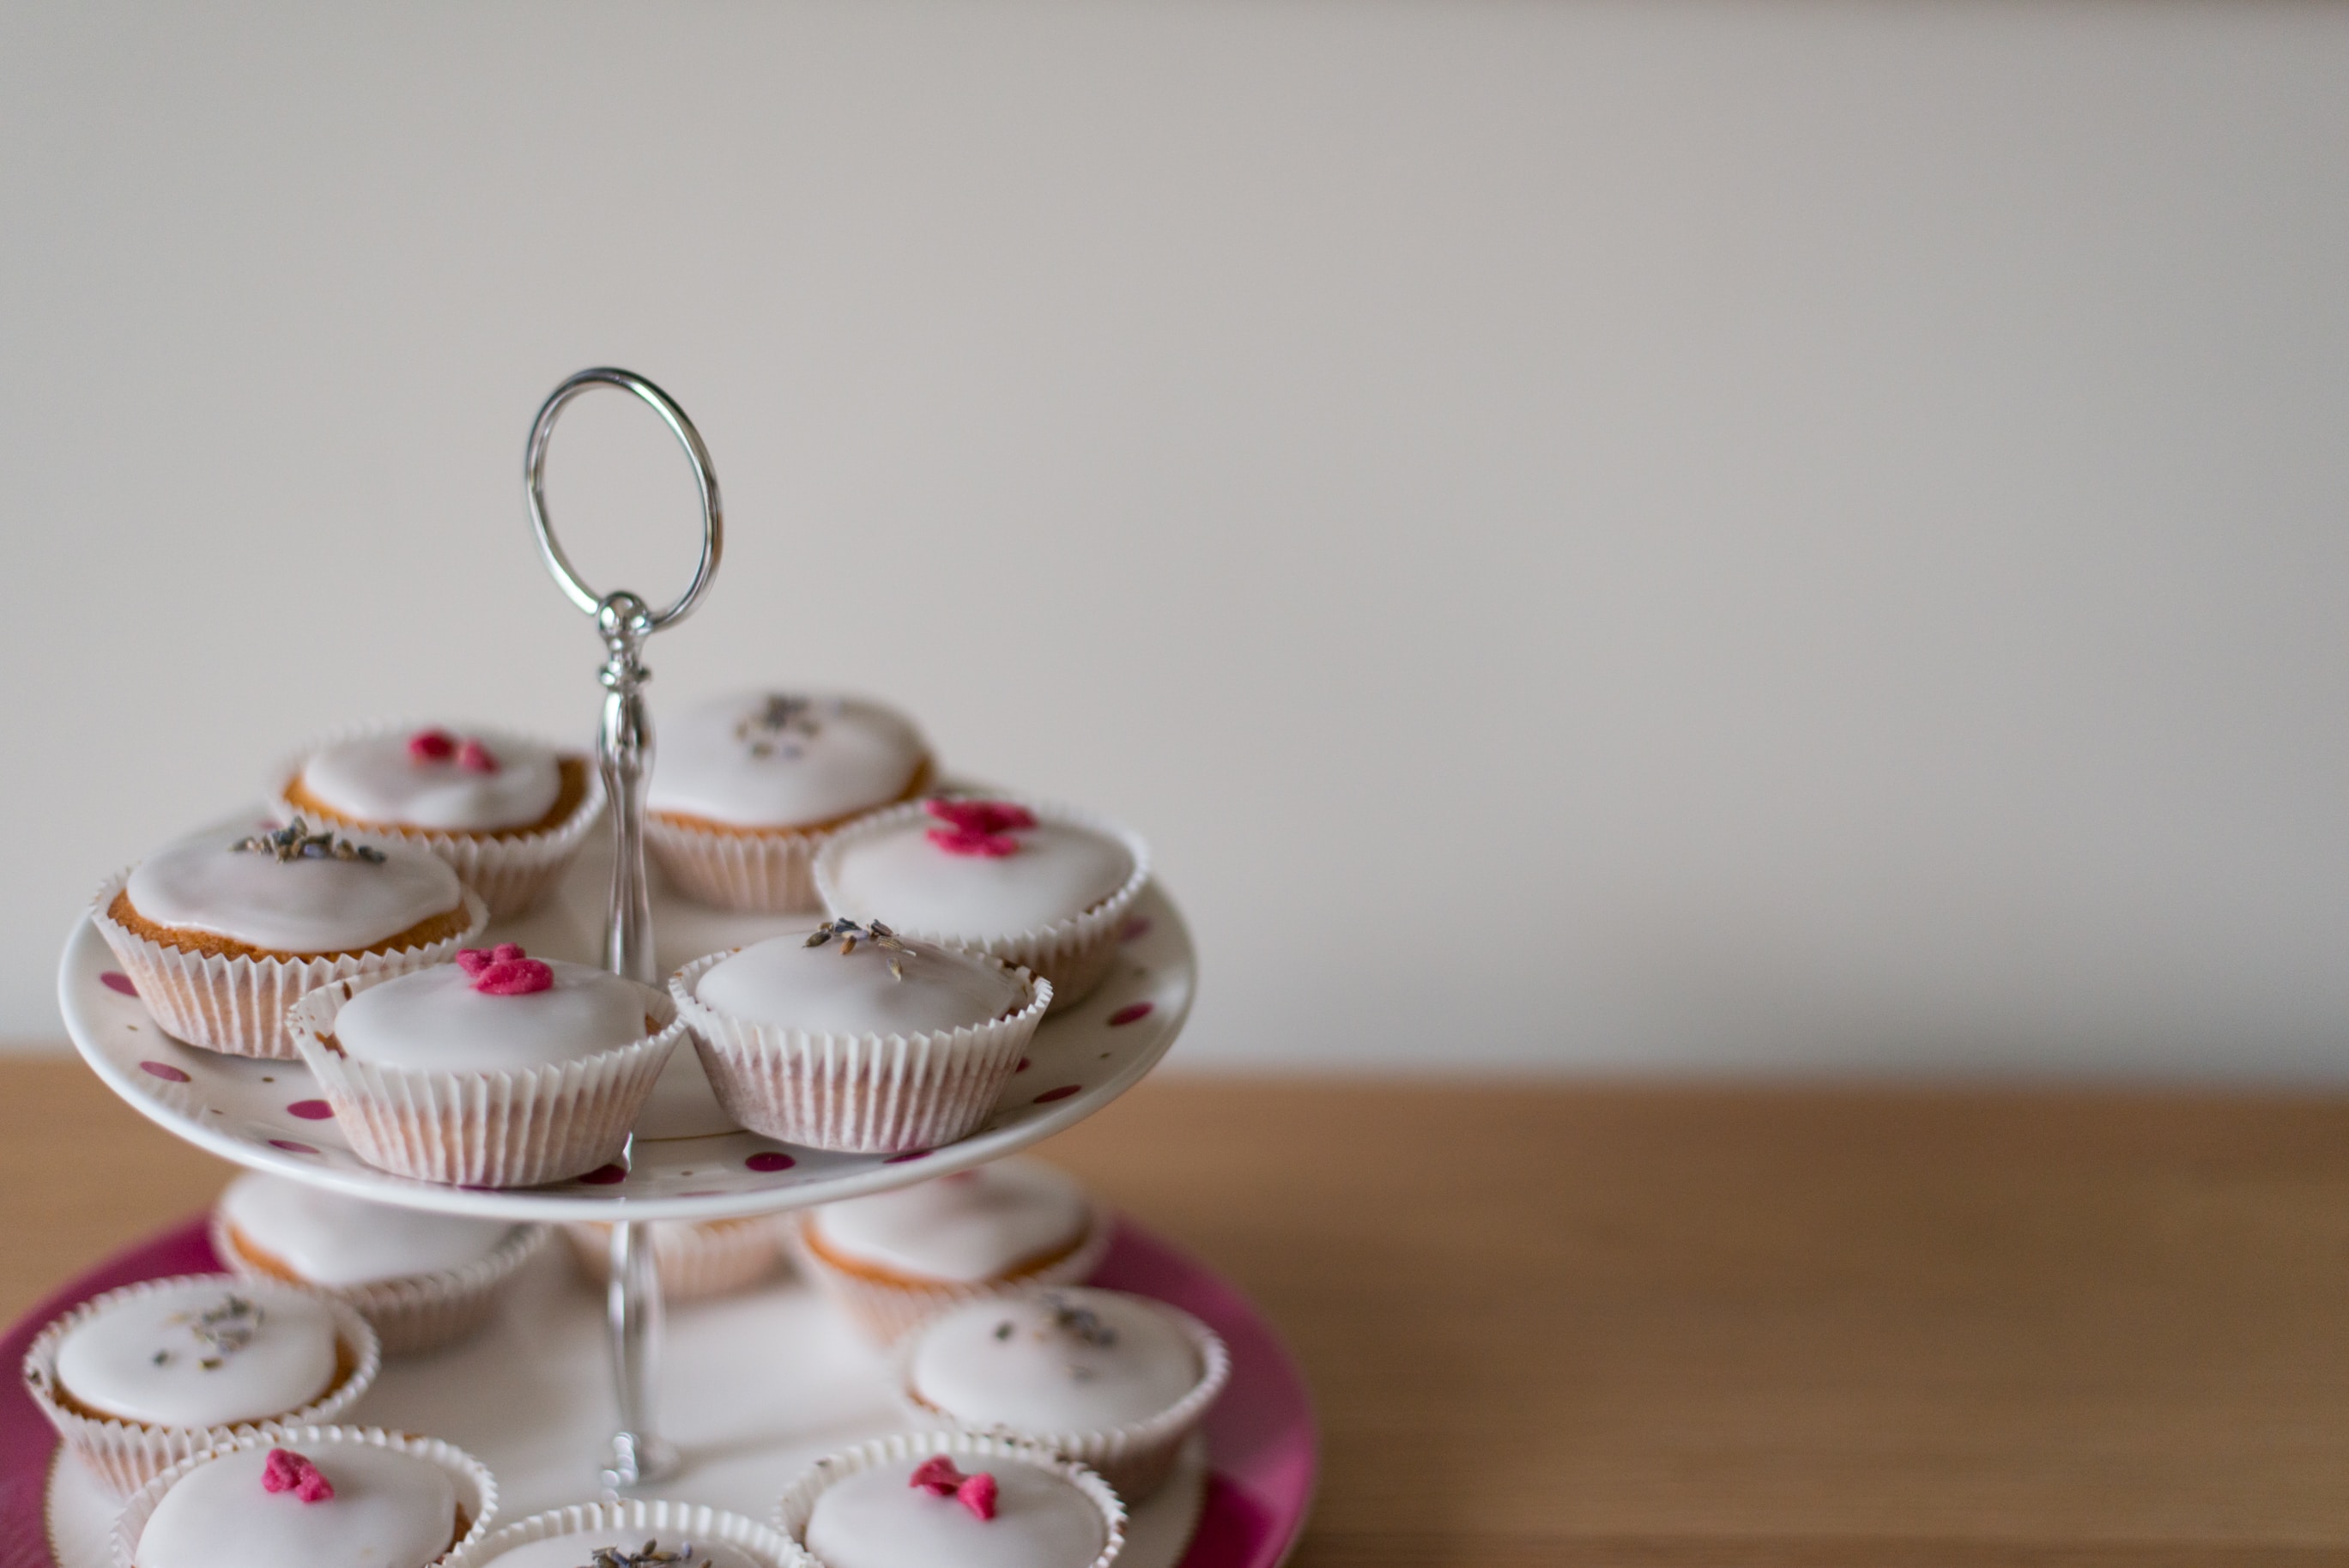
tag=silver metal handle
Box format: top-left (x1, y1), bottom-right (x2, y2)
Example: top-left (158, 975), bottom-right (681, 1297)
top-left (524, 367), bottom-right (723, 1489)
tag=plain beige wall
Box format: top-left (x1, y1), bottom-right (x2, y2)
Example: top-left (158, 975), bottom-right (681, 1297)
top-left (3, 0), bottom-right (2346, 1075)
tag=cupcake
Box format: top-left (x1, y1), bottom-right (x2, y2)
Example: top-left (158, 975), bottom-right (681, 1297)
top-left (211, 1171), bottom-right (551, 1354)
top-left (274, 723), bottom-right (604, 917)
top-left (897, 1287), bottom-right (1227, 1502)
top-left (445, 1498), bottom-right (798, 1568)
top-left (112, 1425), bottom-right (496, 1568)
top-left (562, 1217), bottom-right (787, 1304)
top-left (814, 797), bottom-right (1147, 1012)
top-left (22, 1275), bottom-right (381, 1495)
top-left (287, 943), bottom-right (685, 1188)
top-left (669, 919), bottom-right (1050, 1154)
top-left (775, 1431), bottom-right (1123, 1568)
top-left (92, 820), bottom-right (487, 1059)
top-left (796, 1159), bottom-right (1110, 1343)
top-left (645, 692), bottom-right (932, 913)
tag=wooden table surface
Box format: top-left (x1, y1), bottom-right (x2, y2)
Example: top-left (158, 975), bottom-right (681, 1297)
top-left (7, 1062), bottom-right (2349, 1566)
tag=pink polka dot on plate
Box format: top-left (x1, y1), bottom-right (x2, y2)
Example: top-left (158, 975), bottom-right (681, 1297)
top-left (101, 972), bottom-right (139, 996)
top-left (267, 1140), bottom-right (318, 1155)
top-left (1107, 1002), bottom-right (1153, 1026)
top-left (578, 1164), bottom-right (628, 1185)
top-left (138, 1061), bottom-right (190, 1083)
top-left (883, 1150), bottom-right (931, 1165)
top-left (286, 1100), bottom-right (334, 1120)
top-left (1119, 917), bottom-right (1151, 943)
top-left (1014, 1057), bottom-right (1032, 1073)
top-left (1033, 1085), bottom-right (1083, 1105)
top-left (745, 1152), bottom-right (795, 1172)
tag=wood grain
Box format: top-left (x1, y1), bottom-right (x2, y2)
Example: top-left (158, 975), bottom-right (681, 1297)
top-left (9, 1064), bottom-right (2349, 1565)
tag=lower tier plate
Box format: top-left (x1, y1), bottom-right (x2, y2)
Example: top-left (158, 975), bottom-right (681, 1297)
top-left (6, 1214), bottom-right (1313, 1568)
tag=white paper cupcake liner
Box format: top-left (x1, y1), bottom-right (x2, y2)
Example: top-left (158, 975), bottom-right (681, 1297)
top-left (269, 720), bottom-right (606, 918)
top-left (562, 1216), bottom-right (787, 1303)
top-left (894, 1286), bottom-right (1230, 1502)
top-left (669, 949), bottom-right (1050, 1154)
top-left (112, 1423), bottom-right (498, 1567)
top-left (645, 759), bottom-right (939, 916)
top-left (790, 1200), bottom-right (1114, 1346)
top-left (210, 1212), bottom-right (552, 1356)
top-left (814, 796), bottom-right (1151, 1013)
top-left (773, 1429), bottom-right (1125, 1568)
top-left (446, 1497), bottom-right (805, 1568)
top-left (89, 867), bottom-right (488, 1061)
top-left (23, 1275), bottom-right (383, 1497)
top-left (287, 978), bottom-right (685, 1188)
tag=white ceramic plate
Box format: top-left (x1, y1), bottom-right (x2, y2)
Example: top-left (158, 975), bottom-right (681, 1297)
top-left (58, 823), bottom-right (1193, 1221)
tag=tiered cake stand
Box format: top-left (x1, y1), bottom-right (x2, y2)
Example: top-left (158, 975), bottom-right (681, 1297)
top-left (27, 373), bottom-right (1316, 1568)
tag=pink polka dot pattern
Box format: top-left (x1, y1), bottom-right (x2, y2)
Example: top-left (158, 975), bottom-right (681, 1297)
top-left (1119, 917), bottom-right (1152, 943)
top-left (578, 1164), bottom-right (628, 1185)
top-left (138, 1061), bottom-right (191, 1083)
top-left (1107, 1002), bottom-right (1153, 1026)
top-left (745, 1152), bottom-right (796, 1172)
top-left (267, 1140), bottom-right (319, 1155)
top-left (286, 1100), bottom-right (334, 1120)
top-left (883, 1150), bottom-right (931, 1165)
top-left (1014, 1057), bottom-right (1032, 1073)
top-left (100, 972), bottom-right (138, 996)
top-left (1033, 1085), bottom-right (1082, 1105)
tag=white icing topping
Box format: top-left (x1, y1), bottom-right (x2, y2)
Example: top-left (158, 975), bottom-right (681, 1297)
top-left (300, 730), bottom-right (563, 832)
top-left (803, 1456), bottom-right (1105, 1568)
top-left (125, 829), bottom-right (464, 955)
top-left (810, 1159), bottom-right (1088, 1283)
top-left (331, 959), bottom-right (652, 1073)
top-left (693, 929), bottom-right (1025, 1037)
top-left (55, 1281), bottom-right (337, 1427)
top-left (646, 693), bottom-right (925, 829)
top-left (823, 817), bottom-right (1130, 939)
top-left (485, 1532), bottom-right (768, 1568)
top-left (136, 1443), bottom-right (457, 1568)
top-left (909, 1290), bottom-right (1202, 1433)
top-left (220, 1172), bottom-right (514, 1286)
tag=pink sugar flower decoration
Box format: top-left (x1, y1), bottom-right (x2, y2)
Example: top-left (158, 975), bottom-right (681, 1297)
top-left (408, 729), bottom-right (457, 763)
top-left (261, 1448), bottom-right (334, 1504)
top-left (457, 737), bottom-right (499, 773)
top-left (908, 1456), bottom-right (999, 1521)
top-left (925, 798), bottom-right (1037, 835)
top-left (958, 1471), bottom-right (998, 1521)
top-left (456, 941), bottom-right (553, 996)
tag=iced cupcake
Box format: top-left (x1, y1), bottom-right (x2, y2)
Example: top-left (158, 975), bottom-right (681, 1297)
top-left (274, 723), bottom-right (603, 916)
top-left (815, 798), bottom-right (1147, 1011)
top-left (288, 943), bottom-right (684, 1188)
top-left (92, 820), bottom-right (486, 1059)
top-left (670, 919), bottom-right (1049, 1154)
top-left (112, 1425), bottom-right (496, 1568)
top-left (563, 1217), bottom-right (787, 1304)
top-left (796, 1159), bottom-right (1109, 1343)
top-left (898, 1287), bottom-right (1228, 1501)
top-left (646, 692), bottom-right (932, 913)
top-left (445, 1498), bottom-right (799, 1568)
top-left (22, 1275), bottom-right (380, 1495)
top-left (211, 1172), bottom-right (550, 1353)
top-left (775, 1431), bottom-right (1123, 1568)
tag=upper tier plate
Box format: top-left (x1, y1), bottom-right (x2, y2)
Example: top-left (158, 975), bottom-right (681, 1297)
top-left (58, 821), bottom-right (1193, 1221)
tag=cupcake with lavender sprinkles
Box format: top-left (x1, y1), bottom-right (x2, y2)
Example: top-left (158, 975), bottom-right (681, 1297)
top-left (93, 819), bottom-right (485, 1059)
top-left (646, 692), bottom-right (933, 913)
top-left (445, 1498), bottom-right (798, 1568)
top-left (796, 1159), bottom-right (1110, 1344)
top-left (22, 1275), bottom-right (379, 1495)
top-left (288, 942), bottom-right (683, 1188)
top-left (899, 1287), bottom-right (1227, 1501)
top-left (815, 797), bottom-right (1147, 1012)
top-left (274, 723), bottom-right (603, 916)
top-left (670, 919), bottom-right (1049, 1154)
top-left (112, 1424), bottom-right (496, 1568)
top-left (775, 1431), bottom-right (1123, 1568)
top-left (212, 1171), bottom-right (550, 1354)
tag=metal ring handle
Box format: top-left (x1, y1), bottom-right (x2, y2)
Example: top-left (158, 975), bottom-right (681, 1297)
top-left (524, 367), bottom-right (723, 631)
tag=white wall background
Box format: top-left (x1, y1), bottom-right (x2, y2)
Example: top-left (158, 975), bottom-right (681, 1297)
top-left (3, 0), bottom-right (2346, 1076)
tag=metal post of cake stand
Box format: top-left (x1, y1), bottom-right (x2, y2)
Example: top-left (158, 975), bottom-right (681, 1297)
top-left (524, 366), bottom-right (723, 1490)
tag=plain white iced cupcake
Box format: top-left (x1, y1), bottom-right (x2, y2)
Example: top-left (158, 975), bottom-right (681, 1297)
top-left (670, 921), bottom-right (1048, 1153)
top-left (646, 692), bottom-right (933, 912)
top-left (796, 1159), bottom-right (1109, 1343)
top-left (815, 797), bottom-right (1147, 1011)
top-left (211, 1171), bottom-right (549, 1353)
